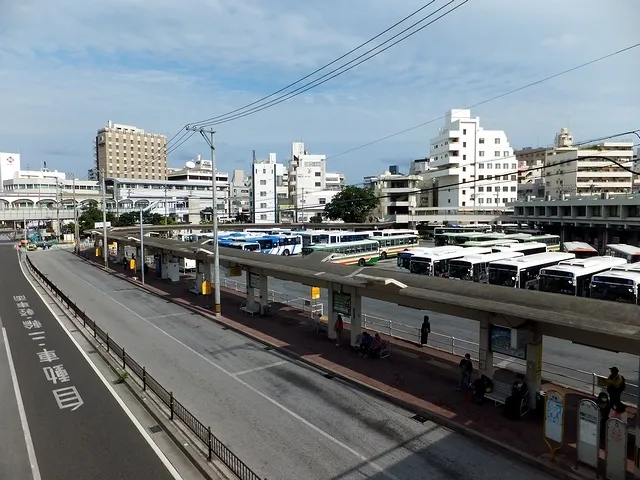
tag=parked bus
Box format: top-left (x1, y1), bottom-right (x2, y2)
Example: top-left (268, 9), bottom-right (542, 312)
top-left (589, 269), bottom-right (640, 305)
top-left (604, 244), bottom-right (640, 264)
top-left (611, 263), bottom-right (640, 273)
top-left (462, 239), bottom-right (519, 248)
top-left (538, 256), bottom-right (628, 297)
top-left (433, 225), bottom-right (491, 246)
top-left (447, 251), bottom-right (524, 283)
top-left (219, 241), bottom-right (261, 252)
top-left (366, 228), bottom-right (418, 237)
top-left (301, 239), bottom-right (380, 266)
top-left (238, 234), bottom-right (302, 255)
top-left (299, 230), bottom-right (370, 246)
top-left (374, 234), bottom-right (420, 259)
top-left (563, 241), bottom-right (599, 259)
top-left (488, 252), bottom-right (576, 289)
top-left (397, 246), bottom-right (463, 272)
top-left (492, 242), bottom-right (547, 256)
top-left (409, 247), bottom-right (492, 277)
top-left (525, 235), bottom-right (561, 252)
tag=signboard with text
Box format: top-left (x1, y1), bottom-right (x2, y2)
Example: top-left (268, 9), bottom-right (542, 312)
top-left (332, 292), bottom-right (351, 316)
top-left (605, 418), bottom-right (627, 480)
top-left (489, 324), bottom-right (526, 359)
top-left (544, 390), bottom-right (565, 452)
top-left (577, 399), bottom-right (600, 468)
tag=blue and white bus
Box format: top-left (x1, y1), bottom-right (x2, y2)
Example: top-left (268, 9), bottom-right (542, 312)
top-left (219, 241), bottom-right (261, 252)
top-left (238, 234), bottom-right (303, 256)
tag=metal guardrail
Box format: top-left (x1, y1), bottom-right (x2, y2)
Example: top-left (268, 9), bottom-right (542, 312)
top-left (220, 276), bottom-right (637, 402)
top-left (25, 254), bottom-right (262, 480)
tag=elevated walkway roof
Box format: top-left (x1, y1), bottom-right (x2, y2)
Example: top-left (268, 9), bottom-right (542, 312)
top-left (95, 230), bottom-right (640, 354)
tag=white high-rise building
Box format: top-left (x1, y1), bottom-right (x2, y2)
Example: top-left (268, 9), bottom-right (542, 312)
top-left (251, 153), bottom-right (288, 223)
top-left (427, 109), bottom-right (517, 208)
top-left (0, 153), bottom-right (21, 191)
top-left (287, 142), bottom-right (343, 221)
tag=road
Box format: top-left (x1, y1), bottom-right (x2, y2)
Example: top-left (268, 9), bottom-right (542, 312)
top-left (216, 257), bottom-right (639, 392)
top-left (32, 249), bottom-right (554, 480)
top-left (0, 246), bottom-right (180, 480)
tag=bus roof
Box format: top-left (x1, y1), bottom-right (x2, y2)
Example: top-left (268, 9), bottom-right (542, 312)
top-left (450, 251), bottom-right (524, 265)
top-left (462, 239), bottom-right (518, 247)
top-left (605, 244), bottom-right (640, 255)
top-left (412, 246), bottom-right (490, 261)
top-left (592, 269), bottom-right (640, 283)
top-left (223, 241), bottom-right (259, 247)
top-left (488, 252), bottom-right (576, 269)
top-left (611, 263), bottom-right (640, 272)
top-left (563, 241), bottom-right (598, 252)
top-left (493, 242), bottom-right (547, 252)
top-left (541, 256), bottom-right (628, 276)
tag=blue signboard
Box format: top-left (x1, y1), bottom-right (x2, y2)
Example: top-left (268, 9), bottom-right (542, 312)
top-left (489, 324), bottom-right (527, 360)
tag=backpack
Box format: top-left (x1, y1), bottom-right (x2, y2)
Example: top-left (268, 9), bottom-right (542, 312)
top-left (620, 376), bottom-right (626, 392)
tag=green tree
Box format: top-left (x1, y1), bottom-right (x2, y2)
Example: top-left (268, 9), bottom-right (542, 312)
top-left (324, 186), bottom-right (379, 223)
top-left (115, 211), bottom-right (173, 227)
top-left (309, 214), bottom-right (323, 224)
top-left (77, 206), bottom-right (116, 232)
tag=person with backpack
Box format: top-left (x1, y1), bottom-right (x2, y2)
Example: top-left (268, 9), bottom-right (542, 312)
top-left (605, 366), bottom-right (625, 407)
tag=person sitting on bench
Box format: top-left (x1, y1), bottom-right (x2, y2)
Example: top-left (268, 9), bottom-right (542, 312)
top-left (504, 374), bottom-right (528, 420)
top-left (358, 332), bottom-right (373, 356)
top-left (472, 374), bottom-right (493, 404)
top-left (366, 333), bottom-right (383, 358)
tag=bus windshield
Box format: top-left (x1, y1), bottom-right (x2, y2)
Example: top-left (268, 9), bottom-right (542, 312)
top-left (448, 261), bottom-right (473, 280)
top-left (538, 274), bottom-right (575, 296)
top-left (410, 258), bottom-right (431, 275)
top-left (488, 266), bottom-right (517, 287)
top-left (590, 280), bottom-right (637, 304)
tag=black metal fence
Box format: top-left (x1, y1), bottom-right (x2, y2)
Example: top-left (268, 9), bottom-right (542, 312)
top-left (25, 254), bottom-right (262, 480)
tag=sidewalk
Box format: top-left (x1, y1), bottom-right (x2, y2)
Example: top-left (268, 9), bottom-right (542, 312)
top-left (79, 251), bottom-right (636, 479)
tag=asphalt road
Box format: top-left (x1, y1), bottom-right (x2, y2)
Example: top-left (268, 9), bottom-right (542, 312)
top-left (216, 257), bottom-right (640, 392)
top-left (31, 249), bottom-right (554, 480)
top-left (0, 246), bottom-right (179, 480)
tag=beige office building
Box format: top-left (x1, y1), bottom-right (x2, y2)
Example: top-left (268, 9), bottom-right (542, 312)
top-left (95, 121), bottom-right (168, 180)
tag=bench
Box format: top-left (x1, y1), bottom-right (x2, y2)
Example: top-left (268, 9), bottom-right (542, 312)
top-left (378, 340), bottom-right (391, 359)
top-left (485, 380), bottom-right (530, 417)
top-left (315, 316), bottom-right (329, 336)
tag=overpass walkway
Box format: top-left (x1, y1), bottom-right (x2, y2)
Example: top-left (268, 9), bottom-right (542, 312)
top-left (78, 249), bottom-right (637, 479)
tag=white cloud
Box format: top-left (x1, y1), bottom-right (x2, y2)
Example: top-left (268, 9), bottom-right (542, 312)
top-left (0, 0), bottom-right (638, 183)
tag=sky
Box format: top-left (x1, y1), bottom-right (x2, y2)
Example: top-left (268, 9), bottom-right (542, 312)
top-left (0, 0), bottom-right (638, 184)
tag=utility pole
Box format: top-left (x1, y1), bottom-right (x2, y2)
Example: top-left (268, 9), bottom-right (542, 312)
top-left (164, 184), bottom-right (168, 225)
top-left (55, 179), bottom-right (60, 240)
top-left (186, 126), bottom-right (221, 315)
top-left (73, 176), bottom-right (79, 252)
top-left (101, 170), bottom-right (108, 268)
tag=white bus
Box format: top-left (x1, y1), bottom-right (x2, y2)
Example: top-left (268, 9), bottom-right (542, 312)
top-left (604, 244), bottom-right (640, 264)
top-left (563, 241), bottom-right (599, 259)
top-left (462, 239), bottom-right (519, 248)
top-left (299, 230), bottom-right (370, 246)
top-left (611, 263), bottom-right (640, 273)
top-left (488, 252), bottom-right (576, 289)
top-left (374, 234), bottom-right (420, 259)
top-left (538, 256), bottom-right (628, 297)
top-left (367, 229), bottom-right (418, 237)
top-left (492, 242), bottom-right (548, 256)
top-left (397, 246), bottom-right (462, 272)
top-left (409, 247), bottom-right (492, 277)
top-left (301, 239), bottom-right (381, 266)
top-left (219, 241), bottom-right (261, 251)
top-left (447, 251), bottom-right (524, 283)
top-left (590, 269), bottom-right (640, 305)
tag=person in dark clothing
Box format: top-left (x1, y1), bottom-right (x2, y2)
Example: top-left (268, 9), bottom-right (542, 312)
top-left (457, 354), bottom-right (473, 390)
top-left (359, 332), bottom-right (374, 356)
top-left (472, 374), bottom-right (493, 404)
top-left (504, 375), bottom-right (528, 420)
top-left (420, 316), bottom-right (431, 347)
top-left (605, 367), bottom-right (624, 408)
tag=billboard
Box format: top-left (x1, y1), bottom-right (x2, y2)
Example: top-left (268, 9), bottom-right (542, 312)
top-left (0, 153), bottom-right (21, 188)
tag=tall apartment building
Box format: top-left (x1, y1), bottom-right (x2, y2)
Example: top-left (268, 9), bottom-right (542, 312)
top-left (544, 128), bottom-right (634, 199)
top-left (515, 146), bottom-right (548, 200)
top-left (287, 141), bottom-right (343, 221)
top-left (250, 153), bottom-right (288, 223)
top-left (95, 121), bottom-right (168, 181)
top-left (367, 167), bottom-right (423, 222)
top-left (426, 109), bottom-right (518, 208)
top-left (229, 169), bottom-right (251, 219)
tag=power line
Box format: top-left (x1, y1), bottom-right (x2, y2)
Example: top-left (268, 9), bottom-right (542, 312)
top-left (187, 1), bottom-right (441, 126)
top-left (325, 42), bottom-right (640, 162)
top-left (194, 0), bottom-right (469, 127)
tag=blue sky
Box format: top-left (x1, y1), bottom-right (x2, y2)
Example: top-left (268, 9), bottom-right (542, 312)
top-left (0, 0), bottom-right (638, 184)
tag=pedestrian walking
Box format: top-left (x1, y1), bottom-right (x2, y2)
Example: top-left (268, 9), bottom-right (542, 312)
top-left (458, 353), bottom-right (473, 390)
top-left (334, 314), bottom-right (344, 346)
top-left (420, 315), bottom-right (431, 347)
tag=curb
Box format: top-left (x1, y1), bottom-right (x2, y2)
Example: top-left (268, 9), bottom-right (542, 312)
top-left (74, 252), bottom-right (584, 480)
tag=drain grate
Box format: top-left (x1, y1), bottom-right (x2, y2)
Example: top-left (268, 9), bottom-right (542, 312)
top-left (411, 414), bottom-right (428, 424)
top-left (323, 373), bottom-right (335, 379)
top-left (148, 425), bottom-right (162, 434)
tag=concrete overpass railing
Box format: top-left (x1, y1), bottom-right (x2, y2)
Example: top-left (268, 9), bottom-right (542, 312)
top-left (0, 208), bottom-right (75, 221)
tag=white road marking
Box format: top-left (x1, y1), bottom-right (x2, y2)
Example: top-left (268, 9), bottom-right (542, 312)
top-left (54, 257), bottom-right (400, 480)
top-left (2, 327), bottom-right (42, 480)
top-left (19, 253), bottom-right (183, 480)
top-left (145, 312), bottom-right (192, 320)
top-left (232, 361), bottom-right (287, 377)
